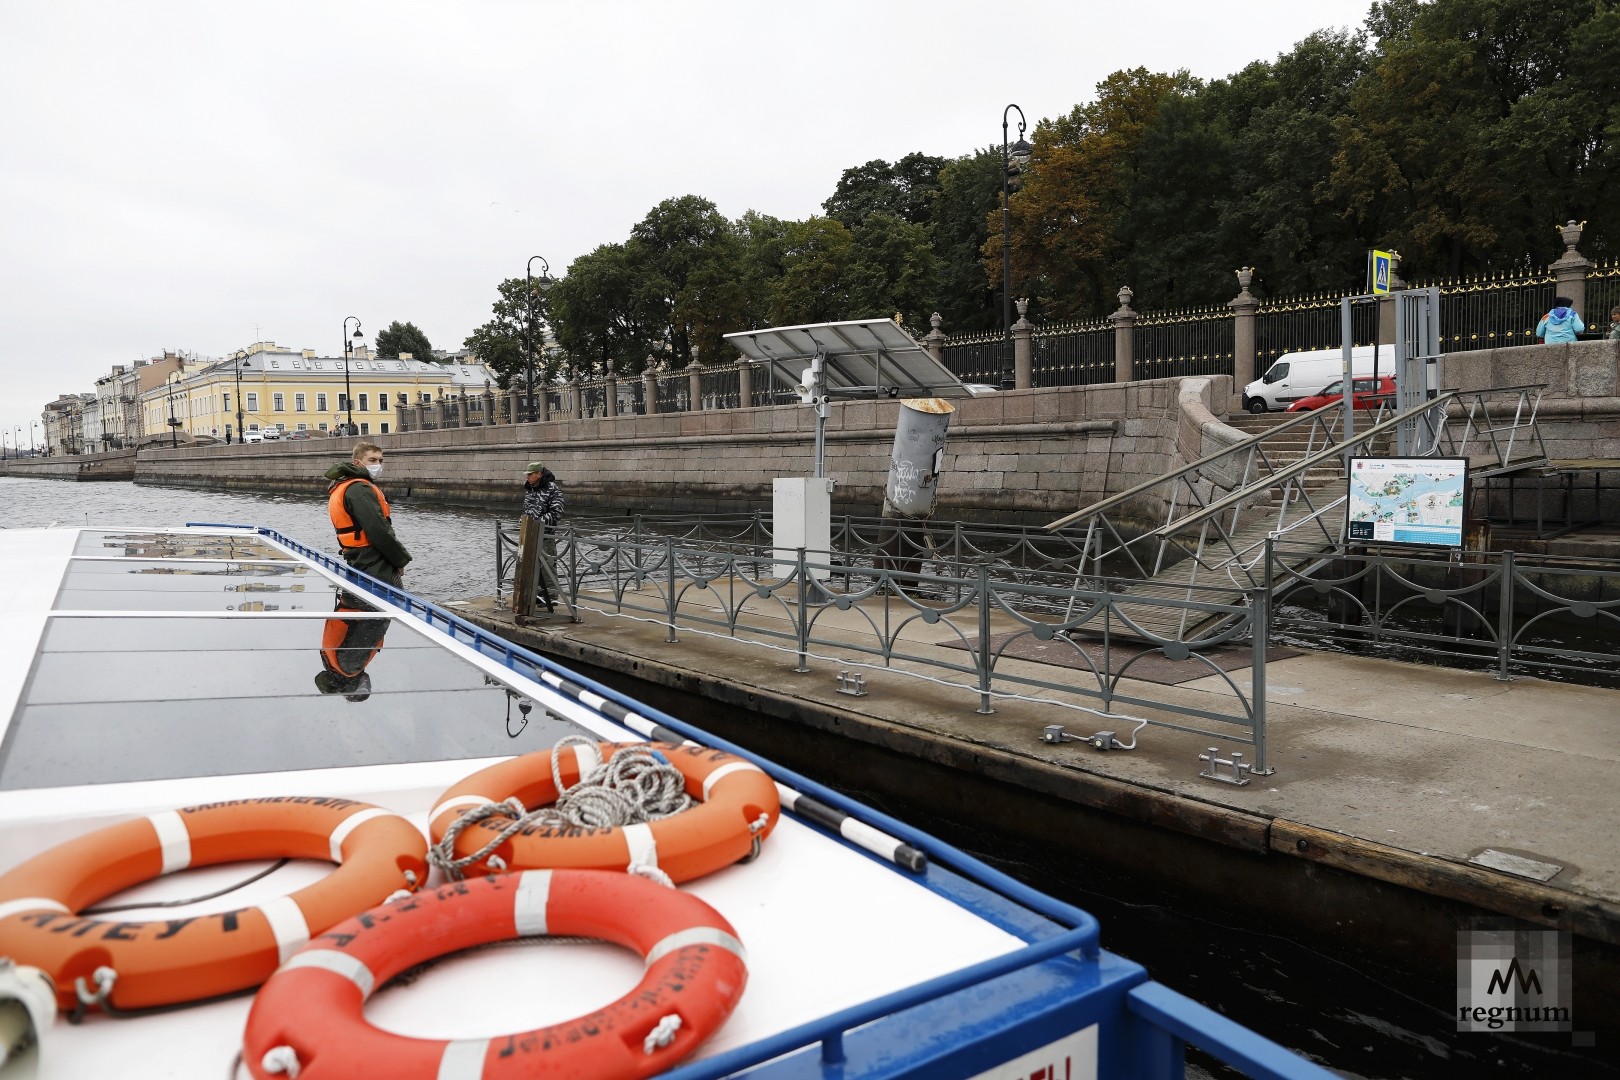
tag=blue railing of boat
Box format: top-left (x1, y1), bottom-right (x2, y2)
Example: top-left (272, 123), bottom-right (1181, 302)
top-left (210, 523), bottom-right (1335, 1080)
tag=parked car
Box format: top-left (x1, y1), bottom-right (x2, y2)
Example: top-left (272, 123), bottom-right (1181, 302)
top-left (242, 430), bottom-right (264, 444)
top-left (1243, 345), bottom-right (1389, 413)
top-left (261, 427), bottom-right (282, 440)
top-left (1286, 374), bottom-right (1397, 412)
top-left (286, 430), bottom-right (312, 440)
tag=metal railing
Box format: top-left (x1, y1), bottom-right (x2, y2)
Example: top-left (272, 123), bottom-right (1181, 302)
top-left (497, 519), bottom-right (1273, 771)
top-left (1268, 540), bottom-right (1620, 686)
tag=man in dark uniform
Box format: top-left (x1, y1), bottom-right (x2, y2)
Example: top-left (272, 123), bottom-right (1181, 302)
top-left (325, 441), bottom-right (411, 587)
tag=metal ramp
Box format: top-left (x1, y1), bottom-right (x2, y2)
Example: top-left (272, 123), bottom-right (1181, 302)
top-left (1049, 386), bottom-right (1550, 642)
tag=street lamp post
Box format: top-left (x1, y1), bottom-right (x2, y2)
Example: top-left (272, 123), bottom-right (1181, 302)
top-left (525, 256), bottom-right (555, 424)
top-left (1000, 103), bottom-right (1032, 389)
top-left (166, 372), bottom-right (183, 448)
top-left (343, 316), bottom-right (363, 436)
top-left (234, 353), bottom-right (245, 445)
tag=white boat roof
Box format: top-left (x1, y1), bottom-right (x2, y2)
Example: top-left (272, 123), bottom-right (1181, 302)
top-left (0, 525), bottom-right (1031, 1078)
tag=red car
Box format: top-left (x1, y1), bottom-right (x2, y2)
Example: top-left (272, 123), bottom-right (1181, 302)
top-left (1286, 374), bottom-right (1397, 412)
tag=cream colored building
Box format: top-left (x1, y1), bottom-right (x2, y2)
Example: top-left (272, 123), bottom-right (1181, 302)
top-left (158, 342), bottom-right (496, 442)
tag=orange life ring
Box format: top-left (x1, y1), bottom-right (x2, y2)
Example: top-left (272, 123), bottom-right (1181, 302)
top-left (243, 869), bottom-right (748, 1080)
top-left (429, 742), bottom-right (779, 884)
top-left (0, 797), bottom-right (428, 1011)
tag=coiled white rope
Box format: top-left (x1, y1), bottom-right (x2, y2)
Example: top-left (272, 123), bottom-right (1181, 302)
top-left (429, 737), bottom-right (694, 880)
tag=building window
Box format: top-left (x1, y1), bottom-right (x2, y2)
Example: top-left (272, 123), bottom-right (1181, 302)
top-left (246, 392), bottom-right (259, 412)
top-left (358, 393), bottom-right (369, 412)
top-left (223, 392), bottom-right (231, 412)
top-left (359, 423), bottom-right (370, 435)
top-left (420, 392), bottom-right (432, 404)
top-left (317, 392), bottom-right (328, 411)
top-left (337, 393), bottom-right (349, 410)
top-left (380, 422), bottom-right (390, 434)
top-left (294, 393), bottom-right (306, 411)
top-left (273, 393), bottom-right (285, 412)
top-left (318, 422), bottom-right (328, 431)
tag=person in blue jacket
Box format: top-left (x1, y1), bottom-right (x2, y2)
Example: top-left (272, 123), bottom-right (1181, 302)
top-left (1536, 296), bottom-right (1585, 343)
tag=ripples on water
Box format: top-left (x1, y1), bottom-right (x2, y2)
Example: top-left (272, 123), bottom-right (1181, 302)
top-left (0, 476), bottom-right (501, 602)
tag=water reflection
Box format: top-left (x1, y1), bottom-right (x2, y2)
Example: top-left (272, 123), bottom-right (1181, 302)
top-left (316, 590), bottom-right (390, 701)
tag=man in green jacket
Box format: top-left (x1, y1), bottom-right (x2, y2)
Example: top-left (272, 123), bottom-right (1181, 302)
top-left (325, 442), bottom-right (412, 587)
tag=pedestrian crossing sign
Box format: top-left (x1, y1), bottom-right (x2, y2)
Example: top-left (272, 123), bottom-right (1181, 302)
top-left (1371, 250), bottom-right (1393, 295)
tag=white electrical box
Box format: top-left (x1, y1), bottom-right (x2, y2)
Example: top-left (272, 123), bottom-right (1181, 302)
top-left (772, 477), bottom-right (833, 582)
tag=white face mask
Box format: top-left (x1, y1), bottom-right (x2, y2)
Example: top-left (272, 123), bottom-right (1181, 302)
top-left (365, 463), bottom-right (383, 479)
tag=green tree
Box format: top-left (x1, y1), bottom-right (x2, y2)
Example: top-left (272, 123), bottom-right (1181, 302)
top-left (374, 321), bottom-right (435, 361)
top-left (847, 212), bottom-right (941, 327)
top-left (628, 195), bottom-right (749, 366)
top-left (768, 217), bottom-right (856, 325)
top-left (823, 152), bottom-right (947, 229)
top-left (931, 149), bottom-right (1004, 333)
top-left (549, 242), bottom-right (648, 374)
top-left (1330, 0), bottom-right (1620, 276)
top-left (462, 278), bottom-right (555, 389)
top-left (990, 68), bottom-right (1182, 319)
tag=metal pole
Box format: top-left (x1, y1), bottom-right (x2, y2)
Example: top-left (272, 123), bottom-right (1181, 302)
top-left (168, 374), bottom-right (179, 448)
top-left (526, 256), bottom-right (552, 424)
top-left (1001, 103), bottom-right (1028, 390)
top-left (343, 316), bottom-right (362, 436)
top-left (235, 356), bottom-right (244, 443)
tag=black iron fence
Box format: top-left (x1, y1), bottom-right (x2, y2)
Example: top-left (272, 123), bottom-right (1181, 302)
top-left (942, 259), bottom-right (1617, 391)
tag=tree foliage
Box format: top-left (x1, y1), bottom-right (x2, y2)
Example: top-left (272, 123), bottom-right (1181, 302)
top-left (476, 0), bottom-right (1617, 359)
top-left (374, 321), bottom-right (435, 362)
top-left (462, 278), bottom-right (555, 389)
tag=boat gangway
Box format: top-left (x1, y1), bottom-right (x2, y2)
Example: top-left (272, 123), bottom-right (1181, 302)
top-left (1046, 386), bottom-right (1551, 642)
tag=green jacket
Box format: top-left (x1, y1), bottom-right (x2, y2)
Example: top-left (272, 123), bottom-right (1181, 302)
top-left (324, 460), bottom-right (412, 580)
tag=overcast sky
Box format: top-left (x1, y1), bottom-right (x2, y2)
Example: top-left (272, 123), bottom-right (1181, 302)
top-left (0, 0), bottom-right (1376, 445)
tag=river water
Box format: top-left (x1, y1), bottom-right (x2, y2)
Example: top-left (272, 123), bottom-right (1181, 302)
top-left (1, 476), bottom-right (1610, 1078)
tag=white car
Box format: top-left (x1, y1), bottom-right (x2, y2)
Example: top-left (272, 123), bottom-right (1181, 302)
top-left (261, 427), bottom-right (282, 440)
top-left (242, 429), bottom-right (264, 444)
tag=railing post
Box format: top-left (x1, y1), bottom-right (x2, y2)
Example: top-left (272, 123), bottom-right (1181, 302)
top-left (1547, 219), bottom-right (1591, 316)
top-left (1496, 549), bottom-right (1515, 681)
top-left (643, 367), bottom-right (659, 415)
top-left (1109, 286), bottom-right (1137, 384)
top-left (924, 312), bottom-right (947, 368)
top-left (738, 356), bottom-right (753, 409)
top-left (1012, 298), bottom-right (1033, 390)
top-left (687, 360), bottom-right (703, 412)
top-left (1249, 584), bottom-right (1270, 774)
top-left (795, 548), bottom-right (811, 673)
top-left (604, 360), bottom-right (618, 419)
top-left (976, 561), bottom-right (995, 714)
top-left (1229, 268), bottom-right (1259, 412)
top-left (570, 373), bottom-right (584, 420)
top-left (665, 537), bottom-right (678, 643)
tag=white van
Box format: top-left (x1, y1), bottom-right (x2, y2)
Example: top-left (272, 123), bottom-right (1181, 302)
top-left (1242, 344), bottom-right (1394, 413)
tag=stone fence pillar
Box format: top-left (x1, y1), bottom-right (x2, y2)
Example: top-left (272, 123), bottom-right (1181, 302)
top-left (1110, 286), bottom-right (1137, 384)
top-left (1229, 267), bottom-right (1259, 403)
top-left (537, 378), bottom-right (549, 423)
top-left (643, 365), bottom-right (659, 415)
top-left (1549, 219), bottom-right (1592, 316)
top-left (687, 360), bottom-right (703, 411)
top-left (604, 361), bottom-right (617, 419)
top-left (738, 357), bottom-right (753, 408)
top-left (570, 373), bottom-right (583, 420)
top-left (1012, 298), bottom-right (1033, 390)
top-left (924, 312), bottom-right (946, 367)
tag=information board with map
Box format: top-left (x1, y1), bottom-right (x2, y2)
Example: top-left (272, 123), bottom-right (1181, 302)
top-left (1345, 457), bottom-right (1468, 547)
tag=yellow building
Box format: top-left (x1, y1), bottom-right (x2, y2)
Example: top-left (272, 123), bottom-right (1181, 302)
top-left (158, 342), bottom-right (496, 442)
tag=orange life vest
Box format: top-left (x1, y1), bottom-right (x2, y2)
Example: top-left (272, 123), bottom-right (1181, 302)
top-left (327, 476), bottom-right (390, 550)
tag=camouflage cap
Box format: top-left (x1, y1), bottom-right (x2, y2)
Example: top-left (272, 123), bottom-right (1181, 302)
top-left (526, 461), bottom-right (545, 474)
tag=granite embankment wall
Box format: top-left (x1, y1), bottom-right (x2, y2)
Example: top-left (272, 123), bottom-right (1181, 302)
top-left (0, 449), bottom-right (135, 481)
top-left (134, 375), bottom-right (1234, 526)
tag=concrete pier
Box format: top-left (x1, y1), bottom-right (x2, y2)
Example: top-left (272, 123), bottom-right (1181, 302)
top-left (456, 586), bottom-right (1620, 1044)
